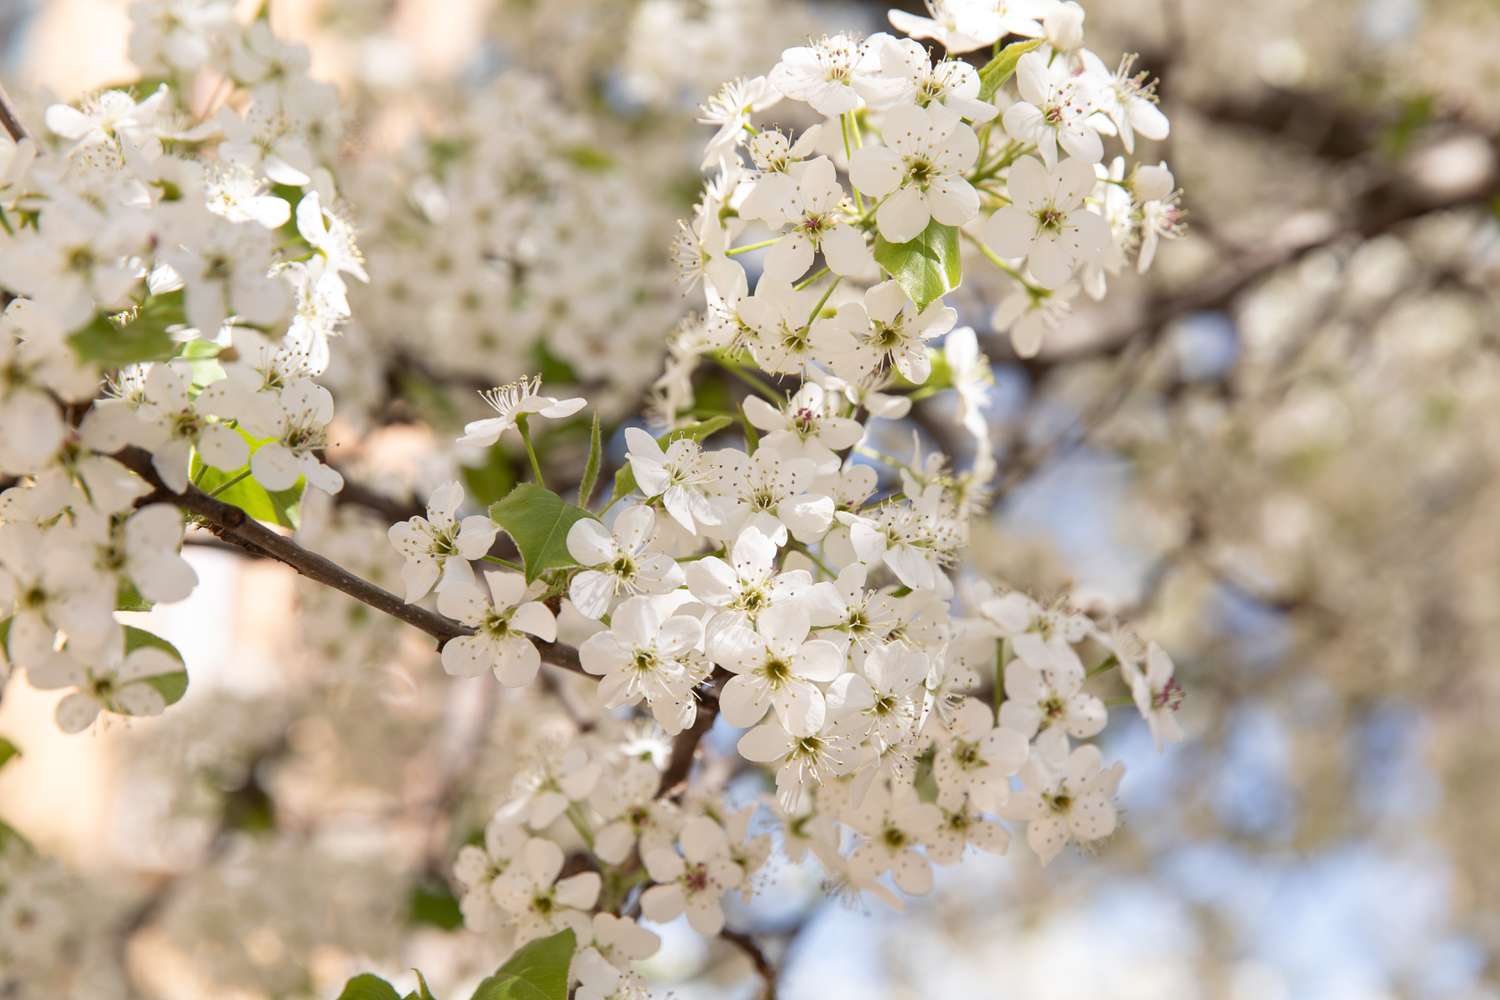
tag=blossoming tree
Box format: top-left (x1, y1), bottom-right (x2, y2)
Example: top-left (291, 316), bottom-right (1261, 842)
top-left (0, 1), bottom-right (1225, 995)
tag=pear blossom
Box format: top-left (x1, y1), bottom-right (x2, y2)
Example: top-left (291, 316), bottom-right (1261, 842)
top-left (27, 625), bottom-right (180, 734)
top-left (492, 837), bottom-right (601, 943)
top-left (888, 0), bottom-right (1043, 54)
top-left (1001, 51), bottom-right (1107, 168)
top-left (435, 570), bottom-right (557, 685)
top-left (565, 504), bottom-right (684, 620)
top-left (711, 601), bottom-right (844, 736)
top-left (932, 697), bottom-right (1029, 810)
top-left (625, 427), bottom-right (724, 533)
top-left (742, 382), bottom-right (864, 474)
top-left (578, 594), bottom-right (704, 733)
top-left (768, 34), bottom-right (901, 117)
top-left (459, 375), bottom-right (587, 448)
top-left (846, 780), bottom-right (943, 895)
top-left (1123, 641), bottom-right (1185, 750)
top-left (758, 156), bottom-right (875, 283)
top-left (822, 279), bottom-right (958, 384)
top-left (388, 481), bottom-right (498, 602)
top-left (982, 155), bottom-right (1110, 289)
top-left (878, 38), bottom-right (998, 129)
top-left (848, 103), bottom-right (981, 244)
top-left (640, 817), bottom-right (744, 937)
top-left (1007, 744), bottom-right (1125, 865)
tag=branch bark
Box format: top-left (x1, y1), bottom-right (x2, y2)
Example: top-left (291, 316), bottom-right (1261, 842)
top-left (111, 445), bottom-right (584, 675)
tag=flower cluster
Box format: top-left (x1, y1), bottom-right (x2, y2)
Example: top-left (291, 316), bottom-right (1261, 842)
top-left (362, 6), bottom-right (1193, 985)
top-left (0, 8), bottom-right (357, 730)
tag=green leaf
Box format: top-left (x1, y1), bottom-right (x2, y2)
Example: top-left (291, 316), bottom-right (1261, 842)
top-left (609, 416), bottom-right (733, 501)
top-left (68, 290), bottom-right (185, 368)
top-left (560, 144), bottom-right (614, 171)
top-left (578, 413), bottom-right (602, 508)
top-left (407, 970), bottom-right (437, 1000)
top-left (123, 626), bottom-right (189, 707)
top-left (489, 484), bottom-right (594, 584)
top-left (190, 428), bottom-right (305, 529)
top-left (117, 579), bottom-right (153, 612)
top-left (0, 737), bottom-right (19, 771)
top-left (461, 447), bottom-right (518, 508)
top-left (470, 929), bottom-right (576, 1000)
top-left (407, 880), bottom-right (463, 931)
top-left (873, 219), bottom-right (962, 311)
top-left (0, 818), bottom-right (30, 854)
top-left (978, 38), bottom-right (1044, 103)
top-left (337, 974), bottom-right (404, 1000)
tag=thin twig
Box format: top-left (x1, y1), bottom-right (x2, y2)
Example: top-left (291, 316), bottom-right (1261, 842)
top-left (111, 445), bottom-right (585, 675)
top-left (0, 82), bottom-right (29, 144)
top-left (721, 927), bottom-right (779, 1000)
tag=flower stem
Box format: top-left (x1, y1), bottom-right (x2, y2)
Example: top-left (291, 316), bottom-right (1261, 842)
top-left (726, 236), bottom-right (782, 256)
top-left (515, 414), bottom-right (546, 486)
top-left (206, 469), bottom-right (252, 497)
top-left (712, 354), bottom-right (781, 402)
top-left (481, 555), bottom-right (525, 572)
top-left (994, 639), bottom-right (1008, 721)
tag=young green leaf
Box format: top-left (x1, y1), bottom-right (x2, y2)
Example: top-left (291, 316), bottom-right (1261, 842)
top-left (0, 818), bottom-right (30, 854)
top-left (609, 415), bottom-right (734, 501)
top-left (0, 737), bottom-right (20, 771)
top-left (407, 970), bottom-right (437, 1000)
top-left (189, 428), bottom-right (305, 529)
top-left (977, 38), bottom-right (1044, 103)
top-left (578, 412), bottom-right (603, 508)
top-left (489, 484), bottom-right (594, 584)
top-left (461, 446), bottom-right (518, 508)
top-left (873, 219), bottom-right (962, 310)
top-left (123, 626), bottom-right (190, 707)
top-left (117, 580), bottom-right (153, 612)
top-left (407, 880), bottom-right (464, 931)
top-left (67, 290), bottom-right (185, 368)
top-left (337, 974), bottom-right (404, 1000)
top-left (469, 929), bottom-right (576, 1000)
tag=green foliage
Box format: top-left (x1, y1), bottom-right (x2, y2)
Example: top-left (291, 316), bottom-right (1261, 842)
top-left (461, 447), bottom-right (518, 508)
top-left (873, 219), bottom-right (962, 310)
top-left (578, 413), bottom-right (603, 508)
top-left (469, 929), bottom-right (576, 1000)
top-left (407, 879), bottom-right (464, 931)
top-left (190, 429), bottom-right (305, 529)
top-left (0, 737), bottom-right (19, 771)
top-left (560, 144), bottom-right (614, 171)
top-left (609, 415), bottom-right (733, 501)
top-left (337, 974), bottom-right (404, 1000)
top-left (67, 290), bottom-right (185, 368)
top-left (977, 38), bottom-right (1044, 103)
top-left (409, 970), bottom-right (437, 1000)
top-left (530, 340), bottom-right (579, 387)
top-left (0, 818), bottom-right (28, 854)
top-left (334, 930), bottom-right (575, 1000)
top-left (117, 580), bottom-right (153, 612)
top-left (124, 626), bottom-right (190, 707)
top-left (489, 484), bottom-right (595, 583)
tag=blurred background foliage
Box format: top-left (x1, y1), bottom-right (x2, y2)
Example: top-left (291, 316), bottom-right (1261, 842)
top-left (1, 0), bottom-right (1498, 997)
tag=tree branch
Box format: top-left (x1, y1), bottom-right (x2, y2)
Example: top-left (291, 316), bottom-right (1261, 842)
top-left (111, 445), bottom-right (584, 675)
top-left (0, 82), bottom-right (29, 144)
top-left (721, 927), bottom-right (779, 1000)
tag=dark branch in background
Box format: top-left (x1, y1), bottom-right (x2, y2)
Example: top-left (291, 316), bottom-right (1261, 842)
top-left (721, 927), bottom-right (779, 1000)
top-left (0, 82), bottom-right (28, 143)
top-left (111, 445), bottom-right (585, 675)
top-left (656, 697), bottom-right (719, 798)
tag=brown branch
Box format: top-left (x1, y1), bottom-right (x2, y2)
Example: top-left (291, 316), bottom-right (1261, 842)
top-left (111, 445), bottom-right (583, 675)
top-left (721, 927), bottom-right (779, 1000)
top-left (656, 697), bottom-right (719, 798)
top-left (0, 82), bottom-right (29, 144)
